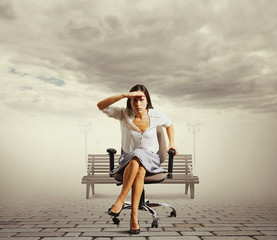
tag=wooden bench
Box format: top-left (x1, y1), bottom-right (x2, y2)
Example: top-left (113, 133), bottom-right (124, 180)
top-left (81, 153), bottom-right (199, 199)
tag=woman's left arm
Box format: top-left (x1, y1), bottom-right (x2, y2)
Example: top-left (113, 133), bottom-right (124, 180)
top-left (166, 124), bottom-right (178, 155)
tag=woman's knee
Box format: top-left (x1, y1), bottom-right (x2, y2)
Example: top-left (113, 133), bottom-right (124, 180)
top-left (136, 166), bottom-right (146, 178)
top-left (129, 157), bottom-right (140, 166)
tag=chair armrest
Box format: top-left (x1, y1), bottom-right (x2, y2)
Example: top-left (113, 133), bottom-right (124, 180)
top-left (107, 148), bottom-right (117, 177)
top-left (167, 149), bottom-right (175, 179)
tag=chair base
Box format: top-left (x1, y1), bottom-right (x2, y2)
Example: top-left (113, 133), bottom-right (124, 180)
top-left (110, 189), bottom-right (176, 228)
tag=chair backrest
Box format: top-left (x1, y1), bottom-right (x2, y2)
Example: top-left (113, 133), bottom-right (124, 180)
top-left (157, 126), bottom-right (167, 163)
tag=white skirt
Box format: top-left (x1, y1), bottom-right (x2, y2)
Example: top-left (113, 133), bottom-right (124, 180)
top-left (111, 149), bottom-right (166, 175)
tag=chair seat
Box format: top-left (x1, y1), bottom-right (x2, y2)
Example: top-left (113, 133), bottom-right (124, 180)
top-left (114, 172), bottom-right (167, 183)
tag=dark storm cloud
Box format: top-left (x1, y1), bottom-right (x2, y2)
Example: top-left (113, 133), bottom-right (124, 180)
top-left (1, 0), bottom-right (277, 115)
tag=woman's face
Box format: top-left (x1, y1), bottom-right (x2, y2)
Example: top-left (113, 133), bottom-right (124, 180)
top-left (130, 91), bottom-right (148, 113)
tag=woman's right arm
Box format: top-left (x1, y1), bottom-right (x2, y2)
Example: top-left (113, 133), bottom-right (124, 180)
top-left (97, 92), bottom-right (145, 110)
top-left (97, 94), bottom-right (126, 110)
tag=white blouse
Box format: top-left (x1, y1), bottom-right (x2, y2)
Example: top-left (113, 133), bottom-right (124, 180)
top-left (101, 106), bottom-right (172, 153)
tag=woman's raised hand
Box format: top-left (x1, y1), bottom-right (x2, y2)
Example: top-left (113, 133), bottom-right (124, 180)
top-left (124, 91), bottom-right (145, 98)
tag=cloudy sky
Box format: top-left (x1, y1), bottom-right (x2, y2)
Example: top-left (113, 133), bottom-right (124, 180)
top-left (1, 0), bottom-right (277, 200)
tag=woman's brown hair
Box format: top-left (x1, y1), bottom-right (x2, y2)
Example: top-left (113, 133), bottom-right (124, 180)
top-left (126, 84), bottom-right (154, 109)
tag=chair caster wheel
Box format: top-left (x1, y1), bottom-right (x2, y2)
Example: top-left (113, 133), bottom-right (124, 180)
top-left (112, 217), bottom-right (120, 224)
top-left (151, 220), bottom-right (158, 228)
top-left (170, 210), bottom-right (176, 217)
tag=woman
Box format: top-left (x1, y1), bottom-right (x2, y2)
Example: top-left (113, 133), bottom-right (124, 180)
top-left (97, 84), bottom-right (178, 234)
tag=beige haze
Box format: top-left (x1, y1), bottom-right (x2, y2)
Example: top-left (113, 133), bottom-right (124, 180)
top-left (0, 0), bottom-right (277, 201)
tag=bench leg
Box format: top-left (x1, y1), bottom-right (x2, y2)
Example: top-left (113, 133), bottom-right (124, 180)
top-left (185, 184), bottom-right (189, 195)
top-left (86, 183), bottom-right (90, 199)
top-left (91, 183), bottom-right (95, 195)
top-left (190, 183), bottom-right (195, 199)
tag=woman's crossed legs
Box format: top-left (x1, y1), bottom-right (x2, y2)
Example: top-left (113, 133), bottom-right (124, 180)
top-left (110, 157), bottom-right (146, 230)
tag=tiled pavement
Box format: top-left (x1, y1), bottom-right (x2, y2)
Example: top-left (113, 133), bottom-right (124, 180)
top-left (1, 192), bottom-right (277, 240)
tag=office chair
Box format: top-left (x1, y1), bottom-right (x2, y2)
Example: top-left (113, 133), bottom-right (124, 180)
top-left (107, 126), bottom-right (176, 228)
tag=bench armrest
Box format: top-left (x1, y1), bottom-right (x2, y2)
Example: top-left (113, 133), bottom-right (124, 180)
top-left (107, 148), bottom-right (117, 177)
top-left (187, 163), bottom-right (194, 177)
top-left (167, 149), bottom-right (175, 179)
top-left (87, 163), bottom-right (93, 175)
